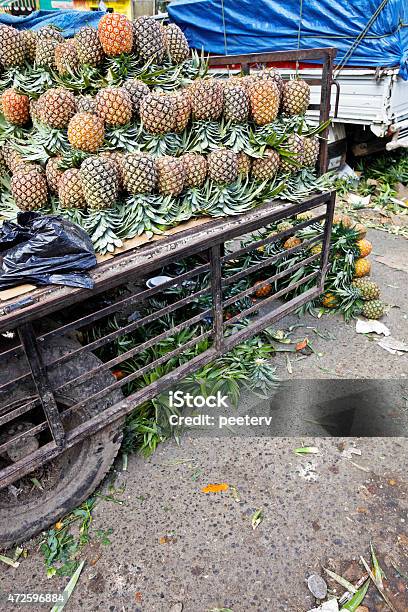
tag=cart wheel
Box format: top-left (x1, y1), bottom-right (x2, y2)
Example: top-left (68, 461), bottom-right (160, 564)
top-left (0, 333), bottom-right (124, 550)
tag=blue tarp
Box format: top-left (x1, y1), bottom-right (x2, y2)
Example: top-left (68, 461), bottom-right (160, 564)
top-left (0, 10), bottom-right (104, 37)
top-left (168, 0), bottom-right (408, 79)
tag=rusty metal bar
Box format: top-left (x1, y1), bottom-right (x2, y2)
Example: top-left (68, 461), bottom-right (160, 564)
top-left (208, 48), bottom-right (338, 66)
top-left (210, 245), bottom-right (224, 352)
top-left (318, 191), bottom-right (336, 290)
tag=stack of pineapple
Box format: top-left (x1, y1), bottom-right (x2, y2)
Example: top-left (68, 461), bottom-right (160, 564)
top-left (0, 14), bottom-right (329, 254)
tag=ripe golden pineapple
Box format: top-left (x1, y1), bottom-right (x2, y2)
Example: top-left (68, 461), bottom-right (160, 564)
top-left (322, 292), bottom-right (338, 308)
top-left (95, 87), bottom-right (133, 127)
top-left (237, 152), bottom-right (252, 176)
top-left (248, 80), bottom-right (280, 125)
top-left (283, 236), bottom-right (302, 250)
top-left (356, 238), bottom-right (372, 258)
top-left (76, 95), bottom-right (97, 114)
top-left (36, 88), bottom-right (76, 129)
top-left (251, 149), bottom-right (280, 180)
top-left (189, 79), bottom-right (224, 121)
top-left (74, 27), bottom-right (105, 67)
top-left (59, 169), bottom-right (86, 209)
top-left (254, 281), bottom-right (272, 298)
top-left (1, 88), bottom-right (30, 126)
top-left (55, 41), bottom-right (79, 75)
top-left (333, 214), bottom-right (353, 228)
top-left (162, 23), bottom-right (190, 64)
top-left (122, 153), bottom-right (157, 194)
top-left (172, 91), bottom-right (191, 133)
top-left (35, 26), bottom-right (64, 69)
top-left (156, 156), bottom-right (185, 196)
top-left (122, 79), bottom-right (150, 117)
top-left (258, 67), bottom-right (283, 92)
top-left (20, 29), bottom-right (37, 63)
top-left (351, 279), bottom-right (380, 301)
top-left (0, 24), bottom-right (25, 68)
top-left (133, 16), bottom-right (165, 63)
top-left (140, 92), bottom-right (176, 134)
top-left (98, 13), bottom-right (133, 57)
top-left (223, 82), bottom-right (250, 123)
top-left (80, 157), bottom-right (119, 210)
top-left (45, 156), bottom-right (64, 193)
top-left (354, 258), bottom-right (371, 278)
top-left (68, 113), bottom-right (105, 153)
top-left (282, 79), bottom-right (311, 115)
top-left (181, 153), bottom-right (207, 188)
top-left (11, 166), bottom-right (48, 210)
top-left (280, 134), bottom-right (305, 173)
top-left (303, 136), bottom-right (320, 167)
top-left (207, 149), bottom-right (238, 184)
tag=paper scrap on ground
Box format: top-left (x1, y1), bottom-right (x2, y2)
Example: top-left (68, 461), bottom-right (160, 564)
top-left (356, 319), bottom-right (390, 336)
top-left (378, 336), bottom-right (408, 355)
top-left (308, 599), bottom-right (339, 612)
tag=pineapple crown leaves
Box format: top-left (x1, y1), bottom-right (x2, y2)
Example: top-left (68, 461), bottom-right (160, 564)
top-left (56, 64), bottom-right (107, 94)
top-left (59, 149), bottom-right (90, 170)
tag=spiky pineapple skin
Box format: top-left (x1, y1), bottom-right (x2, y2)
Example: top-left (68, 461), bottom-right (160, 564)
top-left (156, 156), bottom-right (185, 196)
top-left (283, 236), bottom-right (302, 250)
top-left (163, 23), bottom-right (190, 63)
top-left (248, 80), bottom-right (280, 125)
top-left (303, 136), bottom-right (320, 167)
top-left (80, 157), bottom-right (119, 210)
top-left (11, 167), bottom-right (48, 211)
top-left (189, 79), bottom-right (224, 121)
top-left (20, 29), bottom-right (37, 63)
top-left (254, 281), bottom-right (272, 298)
top-left (257, 67), bottom-right (283, 92)
top-left (181, 153), bottom-right (207, 188)
top-left (122, 79), bottom-right (150, 117)
top-left (280, 134), bottom-right (305, 173)
top-left (36, 88), bottom-right (76, 129)
top-left (356, 238), bottom-right (372, 258)
top-left (223, 83), bottom-right (250, 124)
top-left (133, 16), bottom-right (165, 63)
top-left (95, 87), bottom-right (132, 127)
top-left (76, 95), bottom-right (97, 114)
top-left (207, 149), bottom-right (238, 184)
top-left (122, 153), bottom-right (157, 194)
top-left (55, 41), bottom-right (79, 75)
top-left (251, 149), bottom-right (280, 181)
top-left (282, 79), bottom-right (310, 115)
top-left (68, 112), bottom-right (105, 153)
top-left (172, 91), bottom-right (191, 133)
top-left (59, 168), bottom-right (86, 209)
top-left (0, 24), bottom-right (25, 68)
top-left (322, 292), bottom-right (338, 308)
top-left (45, 156), bottom-right (64, 193)
top-left (237, 152), bottom-right (252, 176)
top-left (74, 27), bottom-right (105, 67)
top-left (354, 258), bottom-right (371, 278)
top-left (35, 26), bottom-right (64, 69)
top-left (1, 88), bottom-right (30, 126)
top-left (98, 13), bottom-right (133, 57)
top-left (351, 279), bottom-right (380, 301)
top-left (140, 92), bottom-right (176, 134)
top-left (362, 299), bottom-right (385, 320)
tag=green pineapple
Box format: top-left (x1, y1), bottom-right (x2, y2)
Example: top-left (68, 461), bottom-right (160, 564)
top-left (361, 299), bottom-right (386, 320)
top-left (351, 279), bottom-right (380, 301)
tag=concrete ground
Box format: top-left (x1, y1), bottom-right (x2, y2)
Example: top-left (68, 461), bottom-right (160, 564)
top-left (1, 230), bottom-right (408, 612)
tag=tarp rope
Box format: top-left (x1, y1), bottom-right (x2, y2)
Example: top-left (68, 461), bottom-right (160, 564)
top-left (296, 0), bottom-right (304, 75)
top-left (220, 0), bottom-right (228, 56)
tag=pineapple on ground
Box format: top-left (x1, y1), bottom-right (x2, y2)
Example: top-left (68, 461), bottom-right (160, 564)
top-left (351, 279), bottom-right (380, 301)
top-left (55, 41), bottom-right (79, 75)
top-left (333, 214), bottom-right (353, 227)
top-left (322, 292), bottom-right (338, 308)
top-left (20, 29), bottom-right (37, 63)
top-left (353, 223), bottom-right (367, 239)
top-left (11, 166), bottom-right (48, 210)
top-left (282, 79), bottom-right (311, 115)
top-left (356, 238), bottom-right (372, 258)
top-left (98, 13), bottom-right (133, 57)
top-left (156, 156), bottom-right (185, 196)
top-left (80, 157), bottom-right (119, 210)
top-left (362, 299), bottom-right (385, 320)
top-left (35, 26), bottom-right (64, 70)
top-left (189, 79), bottom-right (224, 121)
top-left (95, 87), bottom-right (133, 127)
top-left (181, 153), bottom-right (207, 188)
top-left (74, 27), bottom-right (105, 67)
top-left (354, 258), bottom-right (371, 278)
top-left (122, 153), bottom-right (157, 194)
top-left (45, 156), bottom-right (64, 193)
top-left (59, 169), bottom-right (86, 209)
top-left (207, 149), bottom-right (238, 184)
top-left (35, 88), bottom-right (76, 129)
top-left (1, 88), bottom-right (30, 126)
top-left (140, 92), bottom-right (177, 134)
top-left (251, 149), bottom-right (280, 181)
top-left (122, 79), bottom-right (150, 117)
top-left (162, 23), bottom-right (190, 64)
top-left (67, 113), bottom-right (105, 153)
top-left (248, 80), bottom-right (280, 125)
top-left (223, 82), bottom-right (250, 123)
top-left (280, 134), bottom-right (305, 173)
top-left (132, 16), bottom-right (165, 63)
top-left (0, 24), bottom-right (25, 68)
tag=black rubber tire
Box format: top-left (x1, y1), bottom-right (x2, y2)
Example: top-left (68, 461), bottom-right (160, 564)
top-left (0, 333), bottom-right (123, 550)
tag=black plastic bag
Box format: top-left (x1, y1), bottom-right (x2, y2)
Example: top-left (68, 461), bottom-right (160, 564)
top-left (0, 212), bottom-right (97, 290)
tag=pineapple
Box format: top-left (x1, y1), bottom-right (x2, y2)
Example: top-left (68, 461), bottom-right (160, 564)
top-left (280, 134), bottom-right (305, 173)
top-left (55, 41), bottom-right (79, 75)
top-left (156, 156), bottom-right (185, 196)
top-left (254, 281), bottom-right (272, 298)
top-left (207, 149), bottom-right (238, 184)
top-left (1, 88), bottom-right (30, 126)
top-left (172, 91), bottom-right (191, 133)
top-left (283, 236), bottom-right (302, 250)
top-left (181, 153), bottom-right (207, 188)
top-left (356, 238), bottom-right (372, 258)
top-left (99, 151), bottom-right (125, 191)
top-left (297, 211), bottom-right (313, 221)
top-left (189, 79), bottom-right (224, 121)
top-left (35, 26), bottom-right (64, 70)
top-left (98, 13), bottom-right (133, 57)
top-left (74, 27), bottom-right (105, 67)
top-left (20, 29), bottom-right (37, 63)
top-left (45, 156), bottom-right (64, 193)
top-left (282, 79), bottom-right (311, 115)
top-left (122, 153), bottom-right (157, 194)
top-left (354, 258), bottom-right (371, 278)
top-left (237, 152), bottom-right (252, 176)
top-left (248, 80), bottom-right (280, 125)
top-left (76, 95), bottom-right (97, 114)
top-left (1, 143), bottom-right (23, 173)
top-left (11, 166), bottom-right (48, 210)
top-left (322, 292), bottom-right (338, 308)
top-left (122, 79), bottom-right (150, 117)
top-left (303, 136), bottom-right (320, 167)
top-left (132, 16), bottom-right (165, 64)
top-left (276, 221), bottom-right (293, 233)
top-left (59, 168), bottom-right (86, 209)
top-left (353, 223), bottom-right (367, 240)
top-left (310, 243), bottom-right (323, 255)
top-left (352, 279), bottom-right (380, 301)
top-left (36, 88), bottom-right (76, 129)
top-left (258, 67), bottom-right (283, 92)
top-left (95, 87), bottom-right (133, 127)
top-left (223, 83), bottom-right (250, 123)
top-left (333, 214), bottom-right (353, 228)
top-left (362, 299), bottom-right (386, 320)
top-left (68, 112), bottom-right (105, 153)
top-left (80, 157), bottom-right (119, 210)
top-left (140, 92), bottom-right (176, 134)
top-left (251, 149), bottom-right (280, 181)
top-left (162, 23), bottom-right (190, 64)
top-left (0, 24), bottom-right (25, 68)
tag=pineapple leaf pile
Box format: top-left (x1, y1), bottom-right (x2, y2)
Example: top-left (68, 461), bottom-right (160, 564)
top-left (1, 16), bottom-right (330, 254)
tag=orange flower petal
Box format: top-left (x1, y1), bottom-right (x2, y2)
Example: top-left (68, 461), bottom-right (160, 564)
top-left (201, 483), bottom-right (229, 493)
